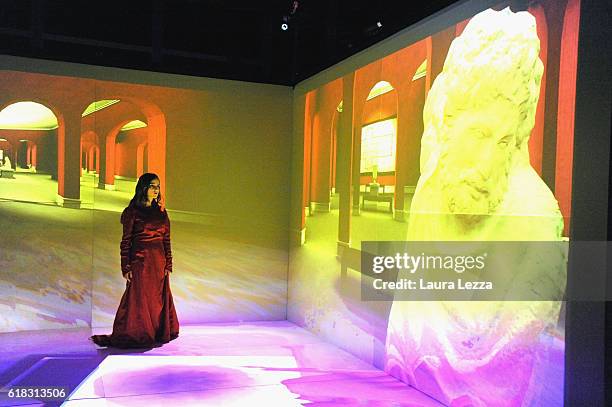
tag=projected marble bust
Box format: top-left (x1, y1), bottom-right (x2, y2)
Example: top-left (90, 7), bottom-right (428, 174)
top-left (384, 8), bottom-right (564, 406)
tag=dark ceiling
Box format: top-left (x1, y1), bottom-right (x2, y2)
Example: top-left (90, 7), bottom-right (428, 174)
top-left (0, 0), bottom-right (460, 86)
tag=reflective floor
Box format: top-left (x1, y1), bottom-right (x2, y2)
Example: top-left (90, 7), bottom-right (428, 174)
top-left (0, 321), bottom-right (443, 406)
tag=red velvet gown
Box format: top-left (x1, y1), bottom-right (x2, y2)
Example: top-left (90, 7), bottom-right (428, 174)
top-left (91, 203), bottom-right (179, 348)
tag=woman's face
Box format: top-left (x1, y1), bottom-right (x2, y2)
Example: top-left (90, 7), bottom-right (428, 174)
top-left (146, 178), bottom-right (160, 202)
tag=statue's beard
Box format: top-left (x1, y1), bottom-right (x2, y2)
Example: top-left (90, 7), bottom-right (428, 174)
top-left (440, 169), bottom-right (506, 226)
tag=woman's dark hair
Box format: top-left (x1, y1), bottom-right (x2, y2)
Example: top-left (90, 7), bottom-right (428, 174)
top-left (129, 172), bottom-right (162, 209)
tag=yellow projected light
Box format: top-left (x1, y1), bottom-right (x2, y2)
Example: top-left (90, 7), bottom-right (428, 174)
top-left (367, 81), bottom-right (394, 100)
top-left (0, 102), bottom-right (58, 130)
top-left (82, 100), bottom-right (120, 117)
top-left (0, 100), bottom-right (126, 131)
top-left (360, 118), bottom-right (397, 173)
top-left (413, 60), bottom-right (427, 80)
top-left (121, 120), bottom-right (147, 131)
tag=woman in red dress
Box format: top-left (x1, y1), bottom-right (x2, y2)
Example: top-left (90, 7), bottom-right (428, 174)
top-left (91, 173), bottom-right (179, 348)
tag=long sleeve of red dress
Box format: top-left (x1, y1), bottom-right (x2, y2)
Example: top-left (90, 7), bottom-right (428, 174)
top-left (120, 207), bottom-right (136, 276)
top-left (163, 214), bottom-right (172, 274)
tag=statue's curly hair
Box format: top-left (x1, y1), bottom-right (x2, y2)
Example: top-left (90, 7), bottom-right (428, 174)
top-left (421, 7), bottom-right (543, 173)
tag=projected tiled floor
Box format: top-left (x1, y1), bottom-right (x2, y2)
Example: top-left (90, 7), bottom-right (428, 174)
top-left (0, 170), bottom-right (135, 212)
top-left (304, 193), bottom-right (412, 247)
top-left (0, 321), bottom-right (443, 406)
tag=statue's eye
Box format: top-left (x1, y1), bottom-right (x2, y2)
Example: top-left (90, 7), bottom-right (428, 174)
top-left (498, 134), bottom-right (513, 146)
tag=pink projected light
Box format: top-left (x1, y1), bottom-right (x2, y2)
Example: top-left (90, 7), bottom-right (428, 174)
top-left (62, 323), bottom-right (443, 406)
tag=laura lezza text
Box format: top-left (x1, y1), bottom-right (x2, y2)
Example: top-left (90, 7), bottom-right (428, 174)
top-left (373, 278), bottom-right (493, 290)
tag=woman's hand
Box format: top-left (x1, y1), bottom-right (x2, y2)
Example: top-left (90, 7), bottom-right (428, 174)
top-left (164, 269), bottom-right (169, 276)
top-left (124, 271), bottom-right (133, 282)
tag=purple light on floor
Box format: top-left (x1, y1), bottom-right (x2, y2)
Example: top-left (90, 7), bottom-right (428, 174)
top-left (1, 322), bottom-right (446, 406)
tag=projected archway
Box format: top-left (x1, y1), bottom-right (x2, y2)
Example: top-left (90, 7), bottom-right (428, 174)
top-left (114, 120), bottom-right (148, 180)
top-left (302, 79), bottom-right (342, 247)
top-left (81, 131), bottom-right (98, 173)
top-left (349, 80), bottom-right (399, 246)
top-left (79, 98), bottom-right (161, 212)
top-left (87, 96), bottom-right (165, 199)
top-left (0, 101), bottom-right (60, 203)
top-left (360, 81), bottom-right (398, 210)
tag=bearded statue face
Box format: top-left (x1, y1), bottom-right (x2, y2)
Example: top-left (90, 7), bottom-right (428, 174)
top-left (438, 98), bottom-right (519, 224)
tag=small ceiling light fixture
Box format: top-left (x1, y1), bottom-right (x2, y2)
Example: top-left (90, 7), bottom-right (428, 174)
top-left (364, 20), bottom-right (384, 37)
top-left (281, 0), bottom-right (299, 31)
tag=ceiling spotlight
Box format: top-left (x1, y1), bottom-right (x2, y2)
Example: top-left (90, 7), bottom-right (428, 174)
top-left (364, 20), bottom-right (384, 37)
top-left (281, 15), bottom-right (290, 31)
top-left (280, 1), bottom-right (298, 31)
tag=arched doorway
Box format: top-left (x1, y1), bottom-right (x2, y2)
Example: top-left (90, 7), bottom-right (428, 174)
top-left (79, 98), bottom-right (160, 212)
top-left (115, 120), bottom-right (148, 181)
top-left (358, 81), bottom-right (398, 210)
top-left (349, 79), bottom-right (403, 245)
top-left (0, 101), bottom-right (60, 202)
top-left (79, 130), bottom-right (100, 207)
top-left (82, 97), bottom-right (165, 202)
top-left (302, 79), bottom-right (342, 247)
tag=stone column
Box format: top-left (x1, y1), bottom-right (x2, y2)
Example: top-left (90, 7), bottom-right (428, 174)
top-left (337, 73), bottom-right (355, 257)
top-left (351, 102), bottom-right (363, 215)
top-left (56, 108), bottom-right (82, 208)
top-left (311, 108), bottom-right (333, 213)
top-left (394, 78), bottom-right (426, 221)
top-left (98, 132), bottom-right (116, 191)
top-left (425, 25), bottom-right (455, 94)
top-left (31, 143), bottom-right (37, 171)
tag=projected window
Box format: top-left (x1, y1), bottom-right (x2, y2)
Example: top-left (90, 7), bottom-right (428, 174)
top-left (366, 81), bottom-right (394, 100)
top-left (360, 118), bottom-right (397, 173)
